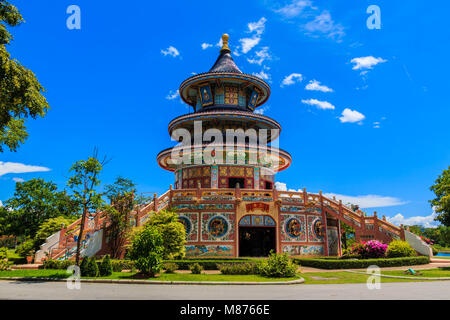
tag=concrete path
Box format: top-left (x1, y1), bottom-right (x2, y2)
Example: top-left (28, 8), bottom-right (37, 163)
top-left (1, 279), bottom-right (450, 300)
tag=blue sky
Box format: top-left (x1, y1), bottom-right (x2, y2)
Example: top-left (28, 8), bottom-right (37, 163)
top-left (1, 0), bottom-right (449, 227)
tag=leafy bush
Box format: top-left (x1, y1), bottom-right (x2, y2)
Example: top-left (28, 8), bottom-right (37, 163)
top-left (128, 225), bottom-right (164, 277)
top-left (163, 262), bottom-right (178, 273)
top-left (0, 247), bottom-right (11, 271)
top-left (99, 255), bottom-right (113, 276)
top-left (79, 257), bottom-right (90, 275)
top-left (432, 247), bottom-right (439, 256)
top-left (218, 262), bottom-right (259, 275)
top-left (189, 262), bottom-right (203, 274)
top-left (110, 259), bottom-right (135, 272)
top-left (258, 251), bottom-right (298, 278)
top-left (146, 210), bottom-right (186, 259)
top-left (82, 257), bottom-right (99, 277)
top-left (386, 240), bottom-right (416, 258)
top-left (41, 259), bottom-right (75, 270)
top-left (348, 240), bottom-right (388, 259)
top-left (15, 239), bottom-right (35, 257)
top-left (293, 256), bottom-right (430, 269)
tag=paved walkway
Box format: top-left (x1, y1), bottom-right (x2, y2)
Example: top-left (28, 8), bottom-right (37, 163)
top-left (1, 280), bottom-right (449, 300)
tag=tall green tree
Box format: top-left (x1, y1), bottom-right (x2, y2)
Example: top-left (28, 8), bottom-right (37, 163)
top-left (146, 210), bottom-right (186, 259)
top-left (102, 177), bottom-right (136, 258)
top-left (0, 1), bottom-right (49, 152)
top-left (430, 166), bottom-right (450, 226)
top-left (3, 178), bottom-right (77, 237)
top-left (67, 152), bottom-right (106, 265)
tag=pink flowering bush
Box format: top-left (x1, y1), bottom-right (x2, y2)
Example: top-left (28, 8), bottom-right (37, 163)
top-left (348, 240), bottom-right (388, 259)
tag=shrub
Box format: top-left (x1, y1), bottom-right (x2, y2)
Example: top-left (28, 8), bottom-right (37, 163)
top-left (189, 263), bottom-right (203, 274)
top-left (258, 251), bottom-right (298, 278)
top-left (15, 239), bottom-right (35, 257)
top-left (128, 225), bottom-right (164, 277)
top-left (111, 259), bottom-right (135, 272)
top-left (0, 247), bottom-right (11, 271)
top-left (99, 255), bottom-right (113, 276)
top-left (218, 263), bottom-right (258, 275)
top-left (163, 262), bottom-right (178, 273)
top-left (386, 240), bottom-right (416, 258)
top-left (164, 258), bottom-right (262, 270)
top-left (83, 257), bottom-right (99, 277)
top-left (348, 240), bottom-right (388, 259)
top-left (79, 257), bottom-right (90, 276)
top-left (146, 210), bottom-right (186, 259)
top-left (293, 256), bottom-right (430, 269)
top-left (432, 247), bottom-right (439, 256)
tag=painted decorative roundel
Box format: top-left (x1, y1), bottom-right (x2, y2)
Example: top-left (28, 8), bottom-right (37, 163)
top-left (313, 219), bottom-right (324, 239)
top-left (208, 216), bottom-right (229, 238)
top-left (285, 217), bottom-right (303, 239)
top-left (179, 216), bottom-right (191, 235)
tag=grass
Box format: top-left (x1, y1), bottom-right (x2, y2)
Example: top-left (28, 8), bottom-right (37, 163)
top-left (382, 267), bottom-right (450, 278)
top-left (0, 269), bottom-right (299, 282)
top-left (434, 256), bottom-right (450, 259)
top-left (298, 272), bottom-right (428, 284)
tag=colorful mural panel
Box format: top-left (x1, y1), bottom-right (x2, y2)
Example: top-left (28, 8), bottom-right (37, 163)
top-left (185, 245), bottom-right (234, 257)
top-left (282, 245), bottom-right (324, 256)
top-left (280, 214), bottom-right (306, 242)
top-left (201, 212), bottom-right (235, 242)
top-left (308, 216), bottom-right (325, 242)
top-left (178, 213), bottom-right (198, 241)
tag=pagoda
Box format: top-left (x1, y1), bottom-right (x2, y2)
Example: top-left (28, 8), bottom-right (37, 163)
top-left (35, 35), bottom-right (410, 262)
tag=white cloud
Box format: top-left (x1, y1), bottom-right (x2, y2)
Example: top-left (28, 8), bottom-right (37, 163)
top-left (253, 70), bottom-right (270, 81)
top-left (0, 162), bottom-right (51, 177)
top-left (301, 98), bottom-right (335, 110)
top-left (254, 105), bottom-right (270, 115)
top-left (201, 43), bottom-right (212, 50)
top-left (302, 10), bottom-right (345, 41)
top-left (275, 182), bottom-right (287, 191)
top-left (161, 46), bottom-right (180, 58)
top-left (281, 73), bottom-right (303, 87)
top-left (324, 193), bottom-right (408, 209)
top-left (274, 0), bottom-right (314, 18)
top-left (240, 37), bottom-right (261, 54)
top-left (351, 56), bottom-right (387, 70)
top-left (339, 108), bottom-right (365, 123)
top-left (387, 211), bottom-right (439, 228)
top-left (247, 46), bottom-right (271, 65)
top-left (166, 90), bottom-right (179, 100)
top-left (239, 17), bottom-right (267, 54)
top-left (305, 80), bottom-right (333, 92)
top-left (247, 17), bottom-right (267, 36)
top-left (12, 177), bottom-right (24, 183)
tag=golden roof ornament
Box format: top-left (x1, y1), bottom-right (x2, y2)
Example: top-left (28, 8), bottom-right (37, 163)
top-left (220, 33), bottom-right (230, 53)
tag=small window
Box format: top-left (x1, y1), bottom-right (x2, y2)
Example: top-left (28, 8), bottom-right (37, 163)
top-left (229, 178), bottom-right (245, 188)
top-left (265, 181), bottom-right (272, 190)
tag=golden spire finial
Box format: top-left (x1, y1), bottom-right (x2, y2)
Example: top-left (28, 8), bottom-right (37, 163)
top-left (221, 33), bottom-right (230, 52)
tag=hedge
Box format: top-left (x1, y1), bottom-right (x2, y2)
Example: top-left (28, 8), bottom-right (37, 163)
top-left (293, 256), bottom-right (430, 269)
top-left (164, 259), bottom-right (261, 270)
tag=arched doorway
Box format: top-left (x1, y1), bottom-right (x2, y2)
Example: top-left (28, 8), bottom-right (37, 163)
top-left (238, 215), bottom-right (276, 257)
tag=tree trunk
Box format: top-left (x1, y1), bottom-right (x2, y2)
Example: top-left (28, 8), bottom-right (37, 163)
top-left (75, 206), bottom-right (88, 266)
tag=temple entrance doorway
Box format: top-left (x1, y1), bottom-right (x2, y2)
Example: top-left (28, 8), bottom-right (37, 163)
top-left (239, 227), bottom-right (275, 257)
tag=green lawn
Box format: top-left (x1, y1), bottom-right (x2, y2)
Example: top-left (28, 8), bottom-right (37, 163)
top-left (433, 256), bottom-right (450, 259)
top-left (299, 272), bottom-right (429, 284)
top-left (0, 269), bottom-right (299, 282)
top-left (382, 267), bottom-right (450, 278)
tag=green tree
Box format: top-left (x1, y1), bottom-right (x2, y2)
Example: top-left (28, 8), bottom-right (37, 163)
top-left (0, 1), bottom-right (49, 152)
top-left (128, 224), bottom-right (164, 277)
top-left (102, 177), bottom-right (136, 258)
top-left (67, 151), bottom-right (106, 266)
top-left (430, 166), bottom-right (450, 226)
top-left (34, 216), bottom-right (76, 251)
top-left (146, 209), bottom-right (186, 259)
top-left (3, 179), bottom-right (77, 238)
